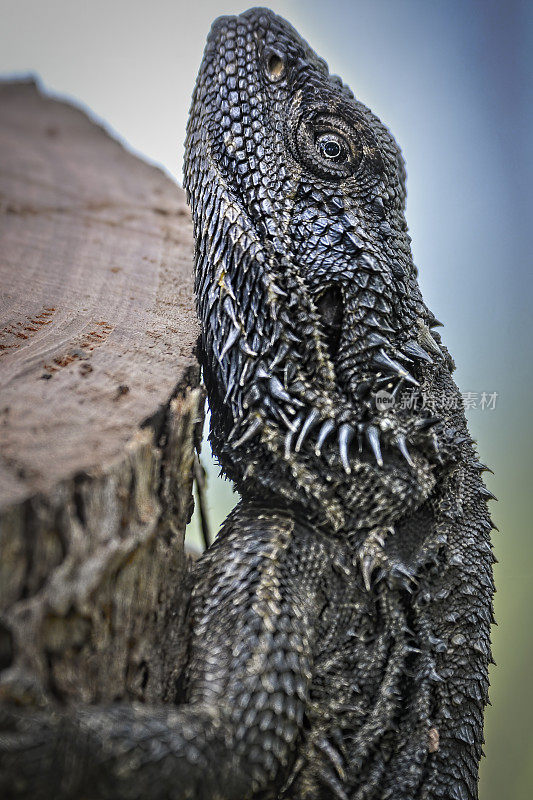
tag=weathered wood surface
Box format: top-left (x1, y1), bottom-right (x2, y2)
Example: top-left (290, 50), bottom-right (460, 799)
top-left (0, 80), bottom-right (201, 707)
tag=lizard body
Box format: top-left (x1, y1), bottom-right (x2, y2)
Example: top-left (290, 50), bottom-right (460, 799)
top-left (0, 8), bottom-right (495, 800)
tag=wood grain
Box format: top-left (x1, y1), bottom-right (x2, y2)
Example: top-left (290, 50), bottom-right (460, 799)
top-left (0, 79), bottom-right (199, 506)
top-left (0, 80), bottom-right (202, 707)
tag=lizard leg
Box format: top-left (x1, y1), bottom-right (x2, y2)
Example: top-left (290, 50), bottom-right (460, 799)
top-left (0, 503), bottom-right (330, 800)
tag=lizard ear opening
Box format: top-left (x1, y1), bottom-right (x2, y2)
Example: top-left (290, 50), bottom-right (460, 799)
top-left (264, 49), bottom-right (286, 81)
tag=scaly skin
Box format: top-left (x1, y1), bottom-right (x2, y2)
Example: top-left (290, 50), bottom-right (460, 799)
top-left (0, 8), bottom-right (495, 800)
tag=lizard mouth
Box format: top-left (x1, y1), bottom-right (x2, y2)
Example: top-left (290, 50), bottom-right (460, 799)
top-left (315, 285), bottom-right (344, 363)
top-left (314, 283), bottom-right (421, 398)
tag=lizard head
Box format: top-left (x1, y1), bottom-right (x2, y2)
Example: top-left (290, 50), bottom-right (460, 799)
top-left (185, 7), bottom-right (455, 533)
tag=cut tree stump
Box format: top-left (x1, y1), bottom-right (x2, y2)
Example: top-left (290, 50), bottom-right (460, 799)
top-left (0, 80), bottom-right (202, 708)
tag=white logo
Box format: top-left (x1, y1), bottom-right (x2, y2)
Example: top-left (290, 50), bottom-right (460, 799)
top-left (375, 390), bottom-right (395, 411)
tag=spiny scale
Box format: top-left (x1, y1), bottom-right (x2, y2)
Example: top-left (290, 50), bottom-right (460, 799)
top-left (338, 424), bottom-right (355, 473)
top-left (315, 419), bottom-right (335, 455)
top-left (365, 425), bottom-right (383, 467)
top-left (295, 409), bottom-right (320, 452)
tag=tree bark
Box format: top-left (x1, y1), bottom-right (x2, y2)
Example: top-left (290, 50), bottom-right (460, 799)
top-left (0, 80), bottom-right (201, 709)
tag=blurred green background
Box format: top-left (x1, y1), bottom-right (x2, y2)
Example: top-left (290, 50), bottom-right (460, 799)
top-left (1, 1), bottom-right (530, 796)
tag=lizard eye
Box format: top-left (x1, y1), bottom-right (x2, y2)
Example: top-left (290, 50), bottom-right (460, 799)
top-left (293, 113), bottom-right (363, 180)
top-left (315, 133), bottom-right (348, 163)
